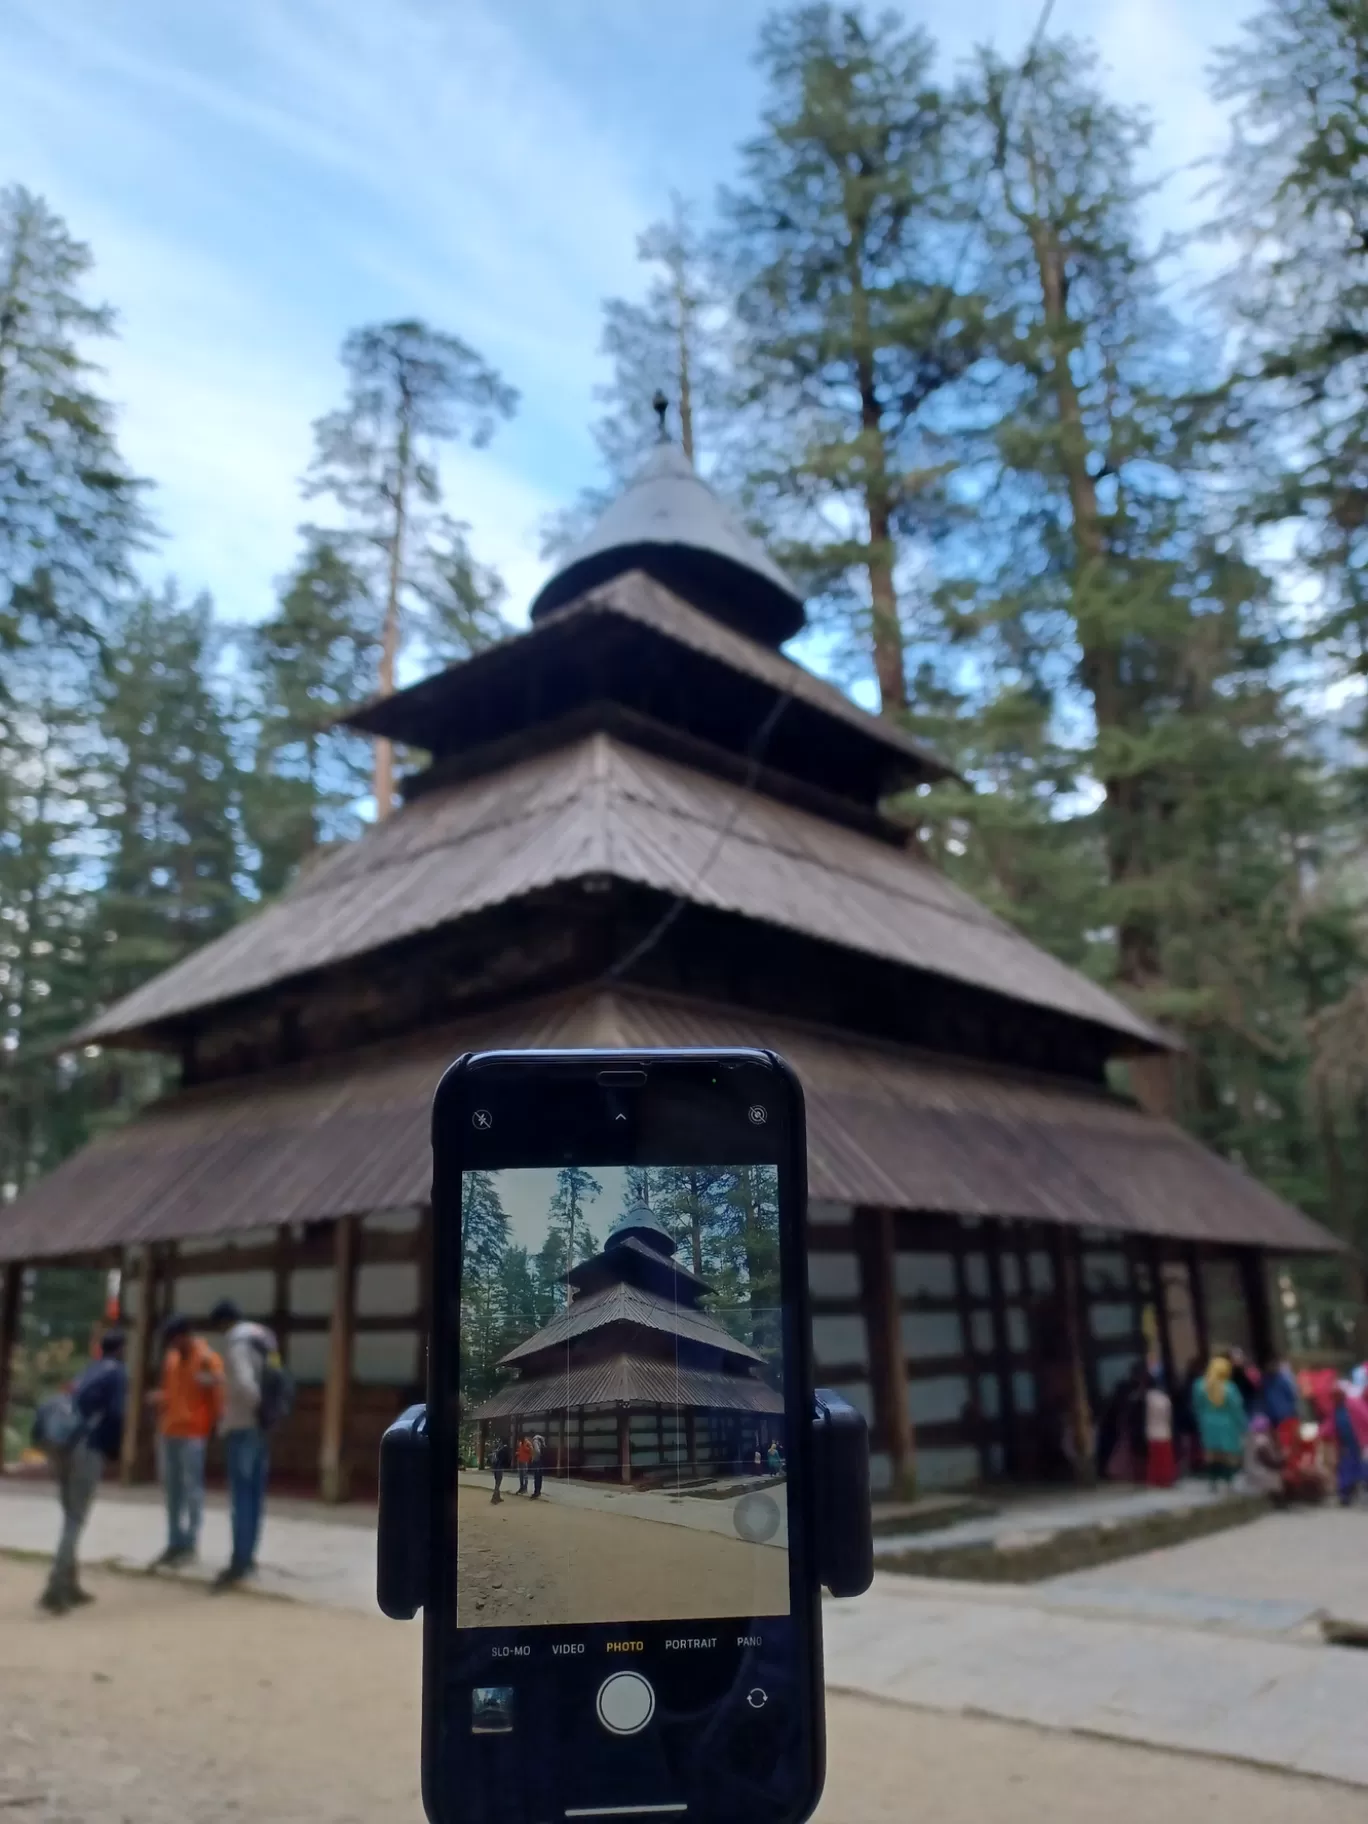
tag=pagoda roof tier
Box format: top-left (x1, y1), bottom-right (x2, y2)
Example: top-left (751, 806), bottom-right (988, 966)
top-left (1, 987), bottom-right (1340, 1263)
top-left (528, 439), bottom-right (805, 647)
top-left (76, 730), bottom-right (1159, 1050)
top-left (567, 1230), bottom-right (712, 1300)
top-left (473, 1355), bottom-right (785, 1421)
top-left (496, 1279), bottom-right (766, 1370)
top-left (343, 569), bottom-right (947, 800)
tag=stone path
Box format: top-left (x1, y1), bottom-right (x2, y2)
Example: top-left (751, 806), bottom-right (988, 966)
top-left (4, 1477), bottom-right (1368, 1786)
top-left (0, 1478), bottom-right (382, 1612)
top-left (871, 1479), bottom-right (1230, 1557)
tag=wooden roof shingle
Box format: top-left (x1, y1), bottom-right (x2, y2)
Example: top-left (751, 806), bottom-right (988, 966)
top-left (77, 731), bottom-right (1162, 1049)
top-left (0, 988), bottom-right (1338, 1261)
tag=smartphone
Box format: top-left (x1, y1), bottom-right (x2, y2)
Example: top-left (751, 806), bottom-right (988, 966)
top-left (424, 1048), bottom-right (822, 1824)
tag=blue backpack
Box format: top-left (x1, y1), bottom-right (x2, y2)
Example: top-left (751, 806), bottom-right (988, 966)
top-left (31, 1390), bottom-right (89, 1457)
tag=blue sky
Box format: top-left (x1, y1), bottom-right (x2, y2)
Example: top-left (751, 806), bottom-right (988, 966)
top-left (2, 0), bottom-right (1252, 689)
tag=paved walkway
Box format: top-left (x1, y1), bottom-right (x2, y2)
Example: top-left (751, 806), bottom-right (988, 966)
top-left (0, 1479), bottom-right (382, 1612)
top-left (871, 1479), bottom-right (1231, 1557)
top-left (824, 1569), bottom-right (1368, 1788)
top-left (3, 1478), bottom-right (1367, 1786)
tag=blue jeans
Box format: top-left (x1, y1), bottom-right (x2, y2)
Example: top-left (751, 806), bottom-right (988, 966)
top-left (225, 1428), bottom-right (269, 1569)
top-left (160, 1435), bottom-right (206, 1555)
top-left (48, 1438), bottom-right (105, 1599)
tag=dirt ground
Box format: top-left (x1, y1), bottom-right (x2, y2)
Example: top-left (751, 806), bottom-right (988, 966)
top-left (1, 1561), bottom-right (1362, 1824)
top-left (455, 1481), bottom-right (789, 1626)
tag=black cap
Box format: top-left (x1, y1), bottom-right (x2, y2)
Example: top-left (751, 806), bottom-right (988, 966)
top-left (209, 1299), bottom-right (242, 1327)
top-left (161, 1314), bottom-right (191, 1343)
top-left (100, 1329), bottom-right (126, 1357)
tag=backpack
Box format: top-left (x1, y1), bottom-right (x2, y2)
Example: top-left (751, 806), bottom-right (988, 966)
top-left (31, 1390), bottom-right (89, 1458)
top-left (257, 1356), bottom-right (296, 1430)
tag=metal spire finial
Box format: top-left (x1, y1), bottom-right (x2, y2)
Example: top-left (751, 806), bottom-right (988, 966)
top-left (651, 390), bottom-right (669, 440)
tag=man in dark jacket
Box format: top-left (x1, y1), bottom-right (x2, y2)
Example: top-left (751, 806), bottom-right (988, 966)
top-left (490, 1439), bottom-right (510, 1504)
top-left (40, 1330), bottom-right (127, 1615)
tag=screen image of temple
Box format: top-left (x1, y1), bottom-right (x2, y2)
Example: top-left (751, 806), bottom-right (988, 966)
top-left (471, 1202), bottom-right (784, 1483)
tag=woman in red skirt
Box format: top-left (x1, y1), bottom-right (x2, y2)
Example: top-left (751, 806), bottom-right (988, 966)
top-left (1145, 1374), bottom-right (1177, 1487)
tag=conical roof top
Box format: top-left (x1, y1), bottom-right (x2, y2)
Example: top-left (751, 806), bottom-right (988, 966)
top-left (530, 438), bottom-right (806, 647)
top-left (605, 1201), bottom-right (676, 1256)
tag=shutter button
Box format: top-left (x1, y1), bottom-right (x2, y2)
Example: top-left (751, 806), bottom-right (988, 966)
top-left (596, 1672), bottom-right (655, 1735)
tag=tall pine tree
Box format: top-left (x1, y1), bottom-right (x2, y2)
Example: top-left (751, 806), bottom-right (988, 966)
top-left (911, 36), bottom-right (1361, 1239)
top-left (305, 320), bottom-right (516, 814)
top-left (0, 185), bottom-right (148, 672)
top-left (95, 583), bottom-right (242, 1010)
top-left (459, 1170), bottom-right (511, 1404)
top-left (238, 535), bottom-right (376, 899)
top-left (720, 5), bottom-right (990, 707)
top-left (0, 189), bottom-right (149, 1198)
top-left (1210, 0), bottom-right (1368, 1272)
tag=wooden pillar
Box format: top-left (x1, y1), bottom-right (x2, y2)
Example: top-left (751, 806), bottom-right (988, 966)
top-left (869, 1207), bottom-right (915, 1499)
top-left (951, 1240), bottom-right (989, 1482)
top-left (319, 1216), bottom-right (358, 1504)
top-left (1238, 1249), bottom-right (1274, 1367)
top-left (1145, 1238), bottom-right (1176, 1391)
top-left (120, 1247), bottom-right (159, 1486)
top-left (618, 1407), bottom-right (631, 1484)
top-left (0, 1261), bottom-right (23, 1464)
top-left (1187, 1245), bottom-right (1210, 1360)
top-left (985, 1224), bottom-right (1018, 1478)
top-left (270, 1225), bottom-right (290, 1346)
top-left (685, 1409), bottom-right (698, 1475)
top-left (1060, 1234), bottom-right (1096, 1484)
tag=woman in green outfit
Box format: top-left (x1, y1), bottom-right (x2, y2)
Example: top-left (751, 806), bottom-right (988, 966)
top-left (1192, 1356), bottom-right (1247, 1486)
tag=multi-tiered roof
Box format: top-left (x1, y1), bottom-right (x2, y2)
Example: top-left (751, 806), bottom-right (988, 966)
top-left (0, 431), bottom-right (1337, 1263)
top-left (474, 1204), bottom-right (782, 1421)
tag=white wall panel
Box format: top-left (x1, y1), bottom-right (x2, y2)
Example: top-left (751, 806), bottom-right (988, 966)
top-left (807, 1251), bottom-right (860, 1300)
top-left (812, 1314), bottom-right (868, 1369)
top-left (289, 1267), bottom-right (335, 1317)
top-left (356, 1262), bottom-right (419, 1318)
top-left (352, 1329), bottom-right (419, 1385)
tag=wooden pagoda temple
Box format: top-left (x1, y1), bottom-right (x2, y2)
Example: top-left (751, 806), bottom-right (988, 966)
top-left (0, 431), bottom-right (1343, 1500)
top-left (472, 1202), bottom-right (783, 1483)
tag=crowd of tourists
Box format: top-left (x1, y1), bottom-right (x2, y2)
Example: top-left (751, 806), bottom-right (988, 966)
top-left (1095, 1347), bottom-right (1368, 1506)
top-left (31, 1300), bottom-right (293, 1615)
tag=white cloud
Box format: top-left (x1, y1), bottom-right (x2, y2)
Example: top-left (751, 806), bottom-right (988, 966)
top-left (0, 0), bottom-right (1260, 652)
top-left (0, 0), bottom-right (653, 621)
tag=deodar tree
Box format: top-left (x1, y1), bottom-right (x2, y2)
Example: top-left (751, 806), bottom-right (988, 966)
top-left (305, 319), bottom-right (517, 814)
top-left (721, 4), bottom-right (990, 710)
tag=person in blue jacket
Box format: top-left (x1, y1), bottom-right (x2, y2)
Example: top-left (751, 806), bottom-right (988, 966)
top-left (1261, 1357), bottom-right (1300, 1428)
top-left (40, 1330), bottom-right (127, 1614)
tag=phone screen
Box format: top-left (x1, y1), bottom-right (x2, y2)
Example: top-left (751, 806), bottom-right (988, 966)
top-left (427, 1053), bottom-right (820, 1824)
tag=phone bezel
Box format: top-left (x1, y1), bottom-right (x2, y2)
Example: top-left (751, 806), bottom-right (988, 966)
top-left (423, 1047), bottom-right (824, 1824)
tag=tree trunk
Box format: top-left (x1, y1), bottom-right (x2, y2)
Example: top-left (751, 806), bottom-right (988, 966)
top-left (855, 348), bottom-right (907, 715)
top-left (371, 441), bottom-right (409, 820)
top-left (1025, 201), bottom-right (1156, 992)
top-left (735, 1166), bottom-right (763, 1346)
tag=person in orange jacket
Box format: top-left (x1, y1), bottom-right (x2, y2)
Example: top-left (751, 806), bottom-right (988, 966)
top-left (515, 1434), bottom-right (533, 1494)
top-left (147, 1315), bottom-right (223, 1569)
